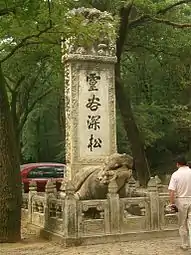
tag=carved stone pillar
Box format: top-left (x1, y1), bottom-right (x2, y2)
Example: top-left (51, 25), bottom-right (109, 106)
top-left (62, 180), bottom-right (78, 239)
top-left (147, 177), bottom-right (160, 230)
top-left (62, 8), bottom-right (117, 180)
top-left (44, 180), bottom-right (56, 229)
top-left (127, 175), bottom-right (136, 196)
top-left (28, 181), bottom-right (37, 224)
top-left (107, 178), bottom-right (120, 233)
top-left (155, 175), bottom-right (163, 193)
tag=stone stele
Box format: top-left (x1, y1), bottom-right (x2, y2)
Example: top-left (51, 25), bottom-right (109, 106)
top-left (62, 8), bottom-right (117, 180)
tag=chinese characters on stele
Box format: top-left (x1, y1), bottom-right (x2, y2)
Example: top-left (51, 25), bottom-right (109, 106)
top-left (86, 72), bottom-right (103, 152)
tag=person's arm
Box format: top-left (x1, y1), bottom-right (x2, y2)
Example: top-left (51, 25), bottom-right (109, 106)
top-left (168, 175), bottom-right (176, 205)
top-left (169, 189), bottom-right (175, 205)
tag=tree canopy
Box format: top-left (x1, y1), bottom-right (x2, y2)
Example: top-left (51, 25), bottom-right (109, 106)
top-left (0, 0), bottom-right (191, 241)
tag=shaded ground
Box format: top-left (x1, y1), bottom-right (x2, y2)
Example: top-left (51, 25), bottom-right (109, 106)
top-left (0, 224), bottom-right (190, 255)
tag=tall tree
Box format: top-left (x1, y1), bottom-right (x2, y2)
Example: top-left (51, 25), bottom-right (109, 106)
top-left (0, 0), bottom-right (105, 241)
top-left (83, 0), bottom-right (191, 185)
top-left (0, 0), bottom-right (65, 242)
top-left (0, 65), bottom-right (21, 242)
top-left (115, 1), bottom-right (191, 185)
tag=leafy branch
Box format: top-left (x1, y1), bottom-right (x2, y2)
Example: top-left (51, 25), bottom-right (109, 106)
top-left (149, 17), bottom-right (191, 28)
top-left (0, 26), bottom-right (52, 64)
top-left (129, 0), bottom-right (191, 29)
top-left (157, 0), bottom-right (191, 15)
top-left (18, 87), bottom-right (54, 133)
top-left (0, 7), bottom-right (16, 16)
top-left (5, 75), bottom-right (25, 92)
top-left (17, 57), bottom-right (50, 119)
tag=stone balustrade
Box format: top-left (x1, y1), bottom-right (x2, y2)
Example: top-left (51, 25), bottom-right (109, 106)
top-left (22, 177), bottom-right (178, 246)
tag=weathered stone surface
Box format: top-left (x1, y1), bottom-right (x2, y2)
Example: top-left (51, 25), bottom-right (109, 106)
top-left (62, 180), bottom-right (78, 238)
top-left (1, 225), bottom-right (182, 255)
top-left (73, 153), bottom-right (133, 200)
top-left (63, 8), bottom-right (117, 180)
top-left (45, 180), bottom-right (56, 196)
top-left (63, 8), bottom-right (116, 59)
top-left (148, 177), bottom-right (160, 230)
top-left (107, 178), bottom-right (120, 233)
top-left (28, 181), bottom-right (37, 223)
top-left (21, 7), bottom-right (180, 247)
top-left (22, 180), bottom-right (178, 246)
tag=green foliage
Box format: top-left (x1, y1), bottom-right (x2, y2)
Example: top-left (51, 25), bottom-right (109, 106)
top-left (21, 96), bottom-right (64, 163)
top-left (119, 7), bottom-right (191, 172)
top-left (0, 0), bottom-right (191, 172)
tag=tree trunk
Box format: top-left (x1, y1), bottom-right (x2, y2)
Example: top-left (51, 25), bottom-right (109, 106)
top-left (115, 65), bottom-right (150, 186)
top-left (9, 90), bottom-right (23, 162)
top-left (114, 5), bottom-right (150, 187)
top-left (0, 65), bottom-right (22, 242)
top-left (58, 87), bottom-right (66, 162)
top-left (43, 116), bottom-right (50, 161)
top-left (35, 116), bottom-right (41, 162)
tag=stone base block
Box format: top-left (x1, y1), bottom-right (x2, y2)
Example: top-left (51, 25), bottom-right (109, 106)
top-left (27, 223), bottom-right (178, 247)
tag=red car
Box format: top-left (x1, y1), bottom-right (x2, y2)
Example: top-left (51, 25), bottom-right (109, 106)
top-left (21, 163), bottom-right (66, 192)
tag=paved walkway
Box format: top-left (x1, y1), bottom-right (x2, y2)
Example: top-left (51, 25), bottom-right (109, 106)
top-left (1, 237), bottom-right (191, 255)
top-left (0, 226), bottom-right (190, 255)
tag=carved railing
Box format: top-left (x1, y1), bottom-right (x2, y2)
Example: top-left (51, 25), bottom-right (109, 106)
top-left (159, 194), bottom-right (178, 230)
top-left (46, 198), bottom-right (64, 234)
top-left (78, 199), bottom-right (109, 236)
top-left (22, 193), bottom-right (29, 210)
top-left (120, 197), bottom-right (150, 232)
top-left (31, 195), bottom-right (45, 227)
top-left (22, 177), bottom-right (178, 242)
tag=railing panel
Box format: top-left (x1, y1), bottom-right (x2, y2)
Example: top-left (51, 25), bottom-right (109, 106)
top-left (159, 195), bottom-right (178, 230)
top-left (78, 199), bottom-right (109, 236)
top-left (120, 197), bottom-right (150, 232)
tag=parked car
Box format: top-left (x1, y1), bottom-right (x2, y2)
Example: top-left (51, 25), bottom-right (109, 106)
top-left (21, 163), bottom-right (66, 193)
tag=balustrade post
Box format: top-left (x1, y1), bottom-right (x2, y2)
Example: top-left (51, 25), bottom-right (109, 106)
top-left (107, 178), bottom-right (120, 233)
top-left (147, 177), bottom-right (160, 230)
top-left (128, 176), bottom-right (136, 196)
top-left (28, 181), bottom-right (37, 224)
top-left (44, 180), bottom-right (56, 229)
top-left (61, 179), bottom-right (78, 243)
top-left (155, 175), bottom-right (163, 193)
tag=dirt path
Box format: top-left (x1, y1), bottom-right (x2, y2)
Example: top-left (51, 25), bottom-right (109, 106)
top-left (0, 225), bottom-right (190, 255)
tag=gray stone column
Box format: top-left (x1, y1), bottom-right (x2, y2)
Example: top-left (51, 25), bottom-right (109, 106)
top-left (147, 177), bottom-right (160, 230)
top-left (44, 180), bottom-right (56, 229)
top-left (126, 175), bottom-right (136, 196)
top-left (155, 175), bottom-right (163, 193)
top-left (107, 178), bottom-right (120, 233)
top-left (28, 181), bottom-right (37, 224)
top-left (62, 180), bottom-right (78, 239)
top-left (62, 8), bottom-right (117, 180)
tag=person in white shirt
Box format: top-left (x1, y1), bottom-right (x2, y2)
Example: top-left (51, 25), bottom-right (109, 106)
top-left (168, 156), bottom-right (191, 250)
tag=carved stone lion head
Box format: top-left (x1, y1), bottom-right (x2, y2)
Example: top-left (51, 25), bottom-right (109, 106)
top-left (65, 8), bottom-right (116, 57)
top-left (97, 153), bottom-right (133, 185)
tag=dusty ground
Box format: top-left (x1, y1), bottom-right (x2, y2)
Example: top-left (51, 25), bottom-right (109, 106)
top-left (0, 224), bottom-right (190, 255)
